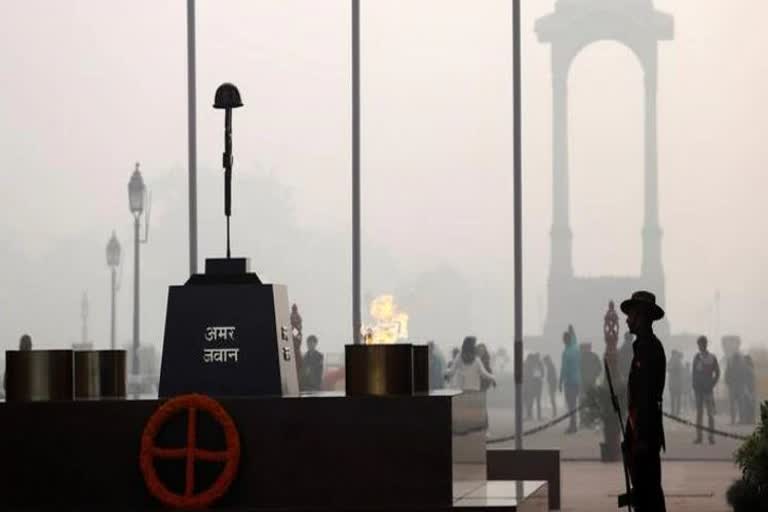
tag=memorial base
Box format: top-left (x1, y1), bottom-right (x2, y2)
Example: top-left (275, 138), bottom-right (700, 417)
top-left (0, 391), bottom-right (547, 511)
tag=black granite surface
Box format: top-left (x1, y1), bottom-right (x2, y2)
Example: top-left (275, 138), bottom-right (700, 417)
top-left (0, 391), bottom-right (486, 510)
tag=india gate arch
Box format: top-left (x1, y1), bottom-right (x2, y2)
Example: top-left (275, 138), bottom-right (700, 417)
top-left (536, 0), bottom-right (674, 343)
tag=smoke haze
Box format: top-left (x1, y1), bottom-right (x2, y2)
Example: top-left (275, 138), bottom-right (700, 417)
top-left (1, 0), bottom-right (766, 357)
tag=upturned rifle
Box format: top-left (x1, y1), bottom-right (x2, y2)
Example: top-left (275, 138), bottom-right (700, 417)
top-left (604, 358), bottom-right (633, 511)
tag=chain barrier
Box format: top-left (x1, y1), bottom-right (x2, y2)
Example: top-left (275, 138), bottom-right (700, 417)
top-left (662, 411), bottom-right (750, 441)
top-left (486, 404), bottom-right (586, 444)
top-left (485, 406), bottom-right (751, 444)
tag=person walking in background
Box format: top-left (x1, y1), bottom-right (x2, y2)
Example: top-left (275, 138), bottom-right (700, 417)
top-left (445, 347), bottom-right (460, 387)
top-left (580, 343), bottom-right (601, 390)
top-left (493, 347), bottom-right (511, 374)
top-left (476, 343), bottom-right (494, 392)
top-left (445, 336), bottom-right (496, 391)
top-left (742, 355), bottom-right (756, 424)
top-left (692, 335), bottom-right (720, 444)
top-left (427, 341), bottom-right (446, 391)
top-left (290, 304), bottom-right (303, 382)
top-left (301, 335), bottom-right (324, 392)
top-left (446, 337), bottom-right (496, 434)
top-left (446, 347), bottom-right (460, 371)
top-left (579, 342), bottom-right (601, 428)
top-left (725, 350), bottom-right (745, 425)
top-left (525, 353), bottom-right (545, 421)
top-left (543, 354), bottom-right (558, 418)
top-left (4, 334), bottom-right (32, 393)
top-left (559, 326), bottom-right (581, 434)
top-left (19, 334), bottom-right (32, 351)
top-left (667, 350), bottom-right (684, 416)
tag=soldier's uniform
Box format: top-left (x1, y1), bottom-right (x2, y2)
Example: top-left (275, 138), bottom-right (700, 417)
top-left (626, 331), bottom-right (667, 512)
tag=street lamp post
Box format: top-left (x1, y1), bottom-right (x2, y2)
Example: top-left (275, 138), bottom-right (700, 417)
top-left (106, 231), bottom-right (121, 350)
top-left (128, 163), bottom-right (148, 378)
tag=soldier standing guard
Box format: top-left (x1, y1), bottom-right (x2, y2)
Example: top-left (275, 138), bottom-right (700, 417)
top-left (620, 291), bottom-right (667, 512)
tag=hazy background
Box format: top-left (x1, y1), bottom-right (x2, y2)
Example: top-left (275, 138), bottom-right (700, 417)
top-left (0, 0), bottom-right (766, 358)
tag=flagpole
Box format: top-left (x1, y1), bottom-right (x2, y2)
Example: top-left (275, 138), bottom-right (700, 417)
top-left (352, 0), bottom-right (362, 344)
top-left (513, 0), bottom-right (524, 451)
top-left (187, 0), bottom-right (199, 275)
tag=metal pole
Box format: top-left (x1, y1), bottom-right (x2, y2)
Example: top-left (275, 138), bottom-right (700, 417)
top-left (351, 0), bottom-right (362, 344)
top-left (81, 292), bottom-right (88, 346)
top-left (512, 0), bottom-right (524, 451)
top-left (187, 0), bottom-right (198, 275)
top-left (224, 107), bottom-right (233, 259)
top-left (110, 267), bottom-right (117, 350)
top-left (133, 216), bottom-right (140, 376)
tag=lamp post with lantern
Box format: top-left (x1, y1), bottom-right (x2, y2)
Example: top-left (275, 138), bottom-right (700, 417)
top-left (128, 163), bottom-right (149, 377)
top-left (106, 231), bottom-right (121, 350)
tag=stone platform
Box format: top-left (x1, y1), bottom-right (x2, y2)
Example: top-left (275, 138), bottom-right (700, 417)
top-left (0, 390), bottom-right (547, 511)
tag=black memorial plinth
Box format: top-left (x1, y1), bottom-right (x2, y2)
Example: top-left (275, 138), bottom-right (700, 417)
top-left (159, 258), bottom-right (299, 398)
top-left (0, 391), bottom-right (489, 511)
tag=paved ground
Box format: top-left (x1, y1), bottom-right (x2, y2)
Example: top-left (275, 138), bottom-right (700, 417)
top-left (486, 402), bottom-right (750, 511)
top-left (559, 461), bottom-right (739, 512)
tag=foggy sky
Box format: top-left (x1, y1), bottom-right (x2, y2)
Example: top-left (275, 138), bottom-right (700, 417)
top-left (1, 0), bottom-right (767, 357)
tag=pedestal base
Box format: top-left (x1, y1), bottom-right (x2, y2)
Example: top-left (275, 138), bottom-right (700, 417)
top-left (0, 391), bottom-right (489, 510)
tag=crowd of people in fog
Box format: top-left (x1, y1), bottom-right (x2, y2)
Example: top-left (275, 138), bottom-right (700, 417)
top-left (421, 326), bottom-right (760, 440)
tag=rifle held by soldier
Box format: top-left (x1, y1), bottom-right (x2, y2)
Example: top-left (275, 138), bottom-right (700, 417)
top-left (604, 357), bottom-right (633, 511)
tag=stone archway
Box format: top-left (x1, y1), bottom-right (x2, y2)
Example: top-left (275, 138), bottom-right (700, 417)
top-left (536, 0), bottom-right (674, 342)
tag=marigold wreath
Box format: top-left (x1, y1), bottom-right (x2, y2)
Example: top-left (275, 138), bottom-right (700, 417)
top-left (139, 393), bottom-right (241, 510)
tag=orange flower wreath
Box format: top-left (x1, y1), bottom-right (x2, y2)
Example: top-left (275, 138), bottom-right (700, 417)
top-left (139, 394), bottom-right (241, 510)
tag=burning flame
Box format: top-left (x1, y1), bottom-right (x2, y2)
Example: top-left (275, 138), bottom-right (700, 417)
top-left (363, 294), bottom-right (409, 344)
